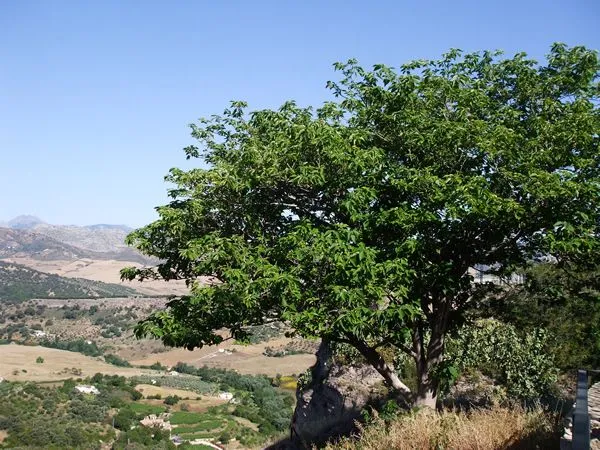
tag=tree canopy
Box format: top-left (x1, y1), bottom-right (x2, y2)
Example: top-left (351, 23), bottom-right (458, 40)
top-left (123, 44), bottom-right (600, 406)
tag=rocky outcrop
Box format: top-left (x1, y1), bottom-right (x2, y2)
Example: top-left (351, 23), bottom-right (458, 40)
top-left (290, 340), bottom-right (388, 448)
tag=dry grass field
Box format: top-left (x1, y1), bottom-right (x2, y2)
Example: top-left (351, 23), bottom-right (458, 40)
top-left (0, 344), bottom-right (161, 382)
top-left (129, 337), bottom-right (316, 377)
top-left (134, 383), bottom-right (209, 399)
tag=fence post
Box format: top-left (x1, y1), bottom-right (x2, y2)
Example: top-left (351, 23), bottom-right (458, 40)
top-left (572, 369), bottom-right (590, 450)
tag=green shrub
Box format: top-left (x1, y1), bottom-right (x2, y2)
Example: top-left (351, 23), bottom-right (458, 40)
top-left (446, 319), bottom-right (558, 401)
top-left (163, 395), bottom-right (181, 405)
top-left (104, 354), bottom-right (131, 367)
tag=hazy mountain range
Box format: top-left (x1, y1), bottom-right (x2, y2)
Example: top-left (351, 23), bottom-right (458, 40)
top-left (0, 215), bottom-right (151, 264)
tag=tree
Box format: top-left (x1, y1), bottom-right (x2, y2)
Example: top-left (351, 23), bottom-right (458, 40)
top-left (163, 395), bottom-right (180, 405)
top-left (123, 44), bottom-right (600, 407)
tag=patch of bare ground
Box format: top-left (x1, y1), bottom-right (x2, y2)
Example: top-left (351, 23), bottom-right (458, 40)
top-left (0, 344), bottom-right (162, 382)
top-left (130, 337), bottom-right (316, 377)
top-left (135, 384), bottom-right (214, 401)
top-left (0, 430), bottom-right (7, 444)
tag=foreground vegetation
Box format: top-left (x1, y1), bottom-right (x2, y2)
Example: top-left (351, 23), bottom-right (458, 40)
top-left (326, 406), bottom-right (561, 450)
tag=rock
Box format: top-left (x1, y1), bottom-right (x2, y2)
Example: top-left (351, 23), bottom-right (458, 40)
top-left (290, 340), bottom-right (388, 448)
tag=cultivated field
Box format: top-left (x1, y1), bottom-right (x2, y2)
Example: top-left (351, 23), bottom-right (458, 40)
top-left (129, 337), bottom-right (316, 377)
top-left (0, 344), bottom-right (162, 381)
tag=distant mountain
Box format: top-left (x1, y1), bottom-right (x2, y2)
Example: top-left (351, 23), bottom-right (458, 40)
top-left (7, 215), bottom-right (45, 229)
top-left (87, 224), bottom-right (132, 232)
top-left (0, 260), bottom-right (139, 303)
top-left (0, 216), bottom-right (136, 253)
top-left (0, 227), bottom-right (92, 260)
top-left (0, 227), bottom-right (152, 264)
top-left (30, 223), bottom-right (131, 253)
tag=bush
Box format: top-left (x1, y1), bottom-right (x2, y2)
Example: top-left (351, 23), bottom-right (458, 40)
top-left (104, 354), bottom-right (131, 367)
top-left (219, 430), bottom-right (232, 443)
top-left (445, 319), bottom-right (558, 401)
top-left (113, 407), bottom-right (136, 431)
top-left (149, 361), bottom-right (167, 371)
top-left (163, 395), bottom-right (180, 405)
top-left (36, 356), bottom-right (44, 364)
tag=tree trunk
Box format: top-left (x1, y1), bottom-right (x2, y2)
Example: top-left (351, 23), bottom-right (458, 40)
top-left (415, 364), bottom-right (437, 408)
top-left (412, 324), bottom-right (443, 409)
top-left (351, 338), bottom-right (412, 399)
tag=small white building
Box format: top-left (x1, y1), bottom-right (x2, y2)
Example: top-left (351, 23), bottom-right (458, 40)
top-left (140, 413), bottom-right (172, 431)
top-left (75, 385), bottom-right (100, 395)
top-left (168, 370), bottom-right (179, 376)
top-left (218, 391), bottom-right (234, 401)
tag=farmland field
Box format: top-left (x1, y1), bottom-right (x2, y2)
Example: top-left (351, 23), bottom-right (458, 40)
top-left (0, 344), bottom-right (162, 381)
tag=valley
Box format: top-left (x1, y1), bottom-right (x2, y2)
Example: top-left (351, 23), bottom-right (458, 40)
top-left (0, 216), bottom-right (316, 449)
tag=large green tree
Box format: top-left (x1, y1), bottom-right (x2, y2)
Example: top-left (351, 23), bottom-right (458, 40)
top-left (123, 44), bottom-right (600, 407)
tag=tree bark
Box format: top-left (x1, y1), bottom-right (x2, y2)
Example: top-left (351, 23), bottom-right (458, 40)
top-left (350, 337), bottom-right (412, 399)
top-left (414, 361), bottom-right (437, 408)
top-left (412, 324), bottom-right (443, 409)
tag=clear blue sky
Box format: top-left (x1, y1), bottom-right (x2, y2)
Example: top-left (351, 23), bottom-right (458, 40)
top-left (1, 0), bottom-right (598, 227)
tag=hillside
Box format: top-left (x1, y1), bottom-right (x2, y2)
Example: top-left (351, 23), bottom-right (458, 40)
top-left (0, 227), bottom-right (152, 264)
top-left (0, 261), bottom-right (139, 303)
top-left (30, 223), bottom-right (132, 253)
top-left (0, 227), bottom-right (93, 260)
top-left (2, 216), bottom-right (133, 253)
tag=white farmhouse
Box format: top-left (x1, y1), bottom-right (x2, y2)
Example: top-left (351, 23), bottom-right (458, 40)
top-left (75, 385), bottom-right (100, 395)
top-left (218, 391), bottom-right (234, 401)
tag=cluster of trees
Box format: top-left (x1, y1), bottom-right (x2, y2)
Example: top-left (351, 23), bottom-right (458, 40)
top-left (38, 338), bottom-right (134, 368)
top-left (480, 263), bottom-right (600, 372)
top-left (0, 379), bottom-right (114, 448)
top-left (123, 43), bottom-right (599, 409)
top-left (40, 338), bottom-right (103, 357)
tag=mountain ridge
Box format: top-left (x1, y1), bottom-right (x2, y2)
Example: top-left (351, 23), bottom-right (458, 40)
top-left (0, 215), bottom-right (153, 264)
